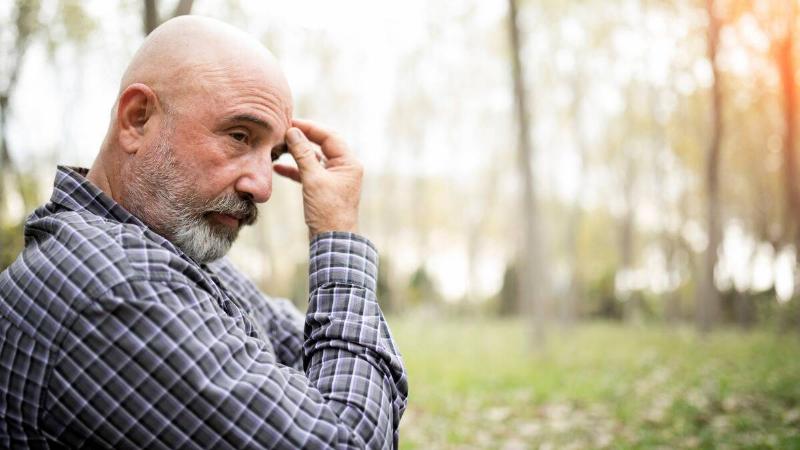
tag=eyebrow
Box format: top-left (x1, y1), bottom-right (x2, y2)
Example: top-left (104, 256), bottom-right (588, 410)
top-left (224, 113), bottom-right (273, 131)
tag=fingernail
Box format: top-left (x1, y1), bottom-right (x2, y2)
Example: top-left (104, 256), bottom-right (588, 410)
top-left (287, 128), bottom-right (303, 145)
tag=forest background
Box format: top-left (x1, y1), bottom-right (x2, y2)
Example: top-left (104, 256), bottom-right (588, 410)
top-left (1, 0), bottom-right (799, 448)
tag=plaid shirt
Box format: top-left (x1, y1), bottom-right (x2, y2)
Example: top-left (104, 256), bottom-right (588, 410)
top-left (0, 166), bottom-right (407, 449)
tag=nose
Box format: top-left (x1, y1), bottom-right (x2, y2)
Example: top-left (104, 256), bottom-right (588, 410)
top-left (234, 158), bottom-right (273, 204)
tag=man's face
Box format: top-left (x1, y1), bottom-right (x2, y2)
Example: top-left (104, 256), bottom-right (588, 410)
top-left (123, 69), bottom-right (292, 263)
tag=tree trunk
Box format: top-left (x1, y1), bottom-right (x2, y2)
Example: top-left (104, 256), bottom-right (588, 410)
top-left (173, 0), bottom-right (195, 17)
top-left (507, 0), bottom-right (546, 345)
top-left (619, 147), bottom-right (636, 320)
top-left (662, 233), bottom-right (682, 322)
top-left (776, 1), bottom-right (800, 300)
top-left (0, 96), bottom-right (12, 183)
top-left (697, 0), bottom-right (723, 334)
top-left (144, 0), bottom-right (160, 35)
top-left (562, 80), bottom-right (588, 326)
top-left (1, 1), bottom-right (41, 207)
top-left (143, 0), bottom-right (196, 35)
top-left (562, 205), bottom-right (582, 325)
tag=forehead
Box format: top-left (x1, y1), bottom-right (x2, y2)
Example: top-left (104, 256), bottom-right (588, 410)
top-left (181, 62), bottom-right (293, 132)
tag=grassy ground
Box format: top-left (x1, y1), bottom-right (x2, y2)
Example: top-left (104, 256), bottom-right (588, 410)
top-left (389, 316), bottom-right (800, 449)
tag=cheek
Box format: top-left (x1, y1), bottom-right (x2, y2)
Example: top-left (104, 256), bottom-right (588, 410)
top-left (183, 138), bottom-right (244, 193)
top-left (169, 119), bottom-right (250, 189)
top-left (171, 126), bottom-right (227, 169)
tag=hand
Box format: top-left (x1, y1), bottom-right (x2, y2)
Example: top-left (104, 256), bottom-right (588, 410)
top-left (274, 118), bottom-right (362, 239)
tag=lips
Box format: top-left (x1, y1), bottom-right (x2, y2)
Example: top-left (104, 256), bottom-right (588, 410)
top-left (208, 212), bottom-right (241, 228)
top-left (202, 196), bottom-right (258, 229)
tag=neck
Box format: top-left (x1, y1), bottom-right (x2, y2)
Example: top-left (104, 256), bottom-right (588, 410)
top-left (86, 150), bottom-right (117, 202)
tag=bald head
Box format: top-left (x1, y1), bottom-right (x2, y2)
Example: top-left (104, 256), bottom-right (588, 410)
top-left (119, 16), bottom-right (291, 116)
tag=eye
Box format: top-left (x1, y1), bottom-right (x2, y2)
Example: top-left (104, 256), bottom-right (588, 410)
top-left (229, 130), bottom-right (249, 144)
top-left (271, 145), bottom-right (287, 162)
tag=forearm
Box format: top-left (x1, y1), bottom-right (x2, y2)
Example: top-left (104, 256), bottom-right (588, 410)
top-left (304, 232), bottom-right (408, 448)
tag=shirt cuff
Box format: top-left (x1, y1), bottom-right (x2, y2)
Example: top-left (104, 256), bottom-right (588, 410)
top-left (308, 232), bottom-right (378, 293)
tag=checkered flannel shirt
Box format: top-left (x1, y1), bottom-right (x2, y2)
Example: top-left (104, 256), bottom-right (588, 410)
top-left (0, 166), bottom-right (408, 449)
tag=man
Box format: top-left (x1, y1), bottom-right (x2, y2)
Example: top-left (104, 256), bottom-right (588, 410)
top-left (0, 15), bottom-right (407, 449)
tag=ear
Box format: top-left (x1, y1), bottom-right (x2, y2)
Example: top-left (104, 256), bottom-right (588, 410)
top-left (116, 83), bottom-right (159, 154)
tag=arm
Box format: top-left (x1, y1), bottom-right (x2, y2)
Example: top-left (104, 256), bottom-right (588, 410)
top-left (209, 261), bottom-right (306, 371)
top-left (305, 232), bottom-right (407, 446)
top-left (217, 117), bottom-right (384, 375)
top-left (260, 297), bottom-right (305, 370)
top-left (44, 234), bottom-right (407, 449)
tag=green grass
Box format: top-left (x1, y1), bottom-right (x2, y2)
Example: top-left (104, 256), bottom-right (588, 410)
top-left (389, 317), bottom-right (800, 449)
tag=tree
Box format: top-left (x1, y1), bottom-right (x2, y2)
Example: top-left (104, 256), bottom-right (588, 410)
top-left (561, 77), bottom-right (588, 326)
top-left (697, 0), bottom-right (724, 333)
top-left (143, 0), bottom-right (195, 35)
top-left (507, 0), bottom-right (547, 344)
top-left (774, 1), bottom-right (800, 300)
top-left (1, 0), bottom-right (42, 206)
top-left (1, 0), bottom-right (94, 217)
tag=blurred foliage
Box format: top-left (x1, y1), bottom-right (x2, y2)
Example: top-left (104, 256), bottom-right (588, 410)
top-left (46, 0), bottom-right (96, 52)
top-left (406, 266), bottom-right (442, 307)
top-left (586, 269), bottom-right (624, 320)
top-left (1, 0), bottom-right (96, 77)
top-left (0, 171), bottom-right (42, 271)
top-left (1, 0), bottom-right (800, 332)
top-left (495, 263), bottom-right (520, 317)
top-left (376, 255), bottom-right (396, 313)
top-left (286, 260), bottom-right (309, 310)
top-left (0, 221), bottom-right (23, 270)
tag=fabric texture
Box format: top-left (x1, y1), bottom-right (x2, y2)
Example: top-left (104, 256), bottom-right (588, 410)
top-left (0, 166), bottom-right (407, 449)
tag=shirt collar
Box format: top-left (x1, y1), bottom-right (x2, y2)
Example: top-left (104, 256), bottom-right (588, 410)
top-left (47, 166), bottom-right (210, 267)
top-left (50, 165), bottom-right (146, 228)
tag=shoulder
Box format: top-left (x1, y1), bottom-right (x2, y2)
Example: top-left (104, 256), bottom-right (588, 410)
top-left (20, 209), bottom-right (196, 298)
top-left (0, 208), bottom-right (218, 352)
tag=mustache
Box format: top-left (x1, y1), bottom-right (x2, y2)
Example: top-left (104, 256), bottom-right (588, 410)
top-left (203, 193), bottom-right (258, 226)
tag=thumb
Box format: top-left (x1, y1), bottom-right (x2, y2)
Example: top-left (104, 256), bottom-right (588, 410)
top-left (286, 128), bottom-right (321, 174)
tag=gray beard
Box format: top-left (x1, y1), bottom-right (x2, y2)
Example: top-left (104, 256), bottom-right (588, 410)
top-left (121, 128), bottom-right (257, 263)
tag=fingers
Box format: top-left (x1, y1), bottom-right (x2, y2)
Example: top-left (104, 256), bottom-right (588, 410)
top-left (314, 149), bottom-right (327, 167)
top-left (273, 164), bottom-right (301, 183)
top-left (291, 118), bottom-right (333, 142)
top-left (285, 128), bottom-right (322, 175)
top-left (292, 118), bottom-right (348, 159)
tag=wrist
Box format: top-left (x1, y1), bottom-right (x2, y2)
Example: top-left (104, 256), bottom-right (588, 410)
top-left (308, 232), bottom-right (378, 292)
top-left (308, 221), bottom-right (359, 240)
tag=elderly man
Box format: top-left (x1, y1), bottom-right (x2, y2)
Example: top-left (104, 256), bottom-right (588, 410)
top-left (0, 16), bottom-right (407, 449)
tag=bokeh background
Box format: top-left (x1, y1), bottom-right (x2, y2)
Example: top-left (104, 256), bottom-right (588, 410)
top-left (2, 0), bottom-right (800, 448)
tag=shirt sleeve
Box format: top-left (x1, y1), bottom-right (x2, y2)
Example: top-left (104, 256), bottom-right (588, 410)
top-left (43, 232), bottom-right (408, 449)
top-left (202, 257), bottom-right (307, 371)
top-left (244, 294), bottom-right (305, 371)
